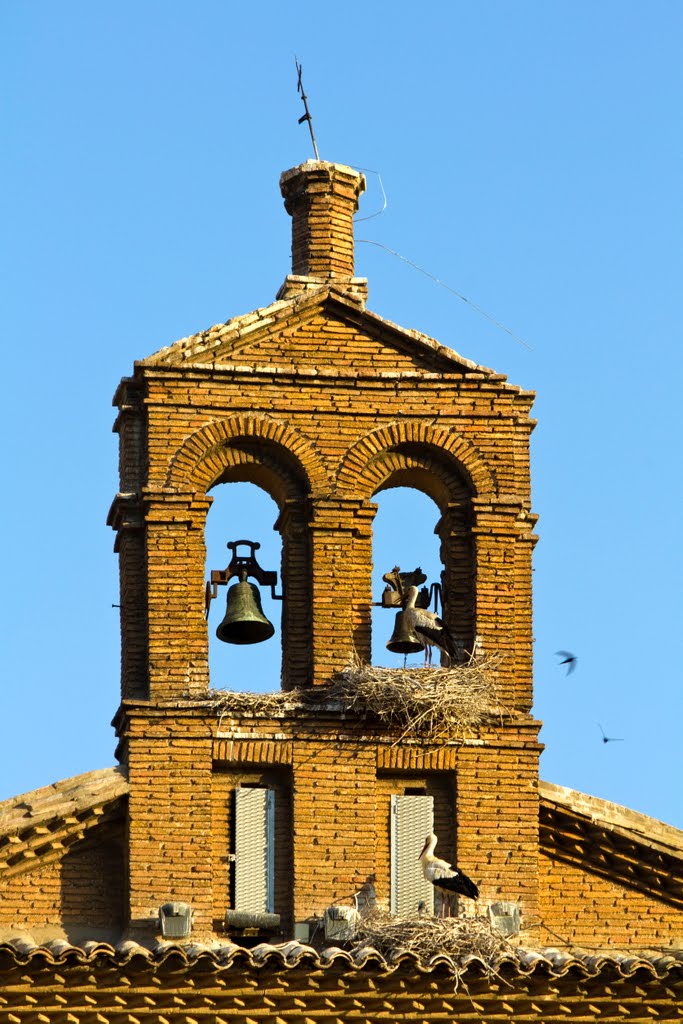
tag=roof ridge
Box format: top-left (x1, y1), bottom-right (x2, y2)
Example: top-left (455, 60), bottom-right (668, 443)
top-left (0, 767), bottom-right (128, 838)
top-left (539, 779), bottom-right (683, 853)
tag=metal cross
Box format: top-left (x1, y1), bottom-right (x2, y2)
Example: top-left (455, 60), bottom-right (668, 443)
top-left (295, 58), bottom-right (320, 160)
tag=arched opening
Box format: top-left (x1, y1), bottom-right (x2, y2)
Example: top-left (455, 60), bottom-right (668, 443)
top-left (371, 487), bottom-right (445, 667)
top-left (205, 481), bottom-right (283, 693)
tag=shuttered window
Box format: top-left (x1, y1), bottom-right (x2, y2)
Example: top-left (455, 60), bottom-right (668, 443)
top-left (390, 794), bottom-right (434, 916)
top-left (234, 787), bottom-right (275, 913)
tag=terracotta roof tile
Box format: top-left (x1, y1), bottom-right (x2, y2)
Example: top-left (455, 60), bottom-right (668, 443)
top-left (0, 767), bottom-right (128, 839)
top-left (539, 780), bottom-right (683, 855)
top-left (0, 936), bottom-right (680, 980)
top-left (0, 768), bottom-right (128, 878)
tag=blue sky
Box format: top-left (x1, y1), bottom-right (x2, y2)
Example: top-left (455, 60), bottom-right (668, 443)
top-left (2, 2), bottom-right (681, 829)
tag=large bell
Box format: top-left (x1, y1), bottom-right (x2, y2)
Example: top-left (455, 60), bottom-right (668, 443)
top-left (386, 611), bottom-right (424, 655)
top-left (216, 572), bottom-right (275, 645)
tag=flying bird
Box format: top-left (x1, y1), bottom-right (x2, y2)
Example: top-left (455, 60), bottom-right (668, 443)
top-left (404, 586), bottom-right (457, 666)
top-left (556, 650), bottom-right (577, 675)
top-left (418, 833), bottom-right (479, 917)
top-left (597, 723), bottom-right (624, 744)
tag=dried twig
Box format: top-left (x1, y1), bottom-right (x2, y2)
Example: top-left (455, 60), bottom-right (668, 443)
top-left (329, 653), bottom-right (506, 740)
top-left (351, 909), bottom-right (514, 968)
top-left (205, 653), bottom-right (506, 740)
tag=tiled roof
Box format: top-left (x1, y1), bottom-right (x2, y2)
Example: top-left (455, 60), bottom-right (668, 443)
top-left (540, 781), bottom-right (683, 855)
top-left (0, 936), bottom-right (680, 980)
top-left (539, 780), bottom-right (683, 908)
top-left (0, 767), bottom-right (128, 878)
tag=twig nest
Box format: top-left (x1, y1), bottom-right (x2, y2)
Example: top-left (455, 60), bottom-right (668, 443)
top-left (351, 909), bottom-right (514, 966)
top-left (329, 653), bottom-right (504, 740)
top-left (205, 653), bottom-right (505, 740)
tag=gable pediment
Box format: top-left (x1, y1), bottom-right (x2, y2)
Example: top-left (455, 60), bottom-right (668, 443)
top-left (141, 287), bottom-right (486, 378)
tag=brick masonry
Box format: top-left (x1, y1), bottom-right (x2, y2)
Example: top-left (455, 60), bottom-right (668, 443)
top-left (1, 161), bottom-right (679, 974)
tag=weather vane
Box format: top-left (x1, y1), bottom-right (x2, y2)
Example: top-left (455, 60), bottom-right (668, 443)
top-left (295, 58), bottom-right (320, 161)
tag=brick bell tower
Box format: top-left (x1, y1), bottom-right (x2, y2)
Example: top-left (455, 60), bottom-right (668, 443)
top-left (109, 160), bottom-right (540, 941)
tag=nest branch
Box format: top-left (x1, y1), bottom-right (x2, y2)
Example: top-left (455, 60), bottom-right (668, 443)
top-left (329, 652), bottom-right (506, 741)
top-left (351, 909), bottom-right (514, 969)
top-left (206, 653), bottom-right (506, 740)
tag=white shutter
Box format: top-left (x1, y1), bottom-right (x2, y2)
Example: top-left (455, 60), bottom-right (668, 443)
top-left (390, 794), bottom-right (434, 916)
top-left (234, 787), bottom-right (275, 913)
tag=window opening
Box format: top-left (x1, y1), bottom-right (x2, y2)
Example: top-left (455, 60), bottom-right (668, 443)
top-left (205, 482), bottom-right (281, 692)
top-left (372, 487), bottom-right (443, 667)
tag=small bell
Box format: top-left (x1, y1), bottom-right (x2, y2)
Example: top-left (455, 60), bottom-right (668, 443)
top-left (386, 610), bottom-right (424, 655)
top-left (216, 570), bottom-right (275, 645)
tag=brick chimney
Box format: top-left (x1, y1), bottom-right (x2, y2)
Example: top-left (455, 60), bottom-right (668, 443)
top-left (278, 160), bottom-right (367, 303)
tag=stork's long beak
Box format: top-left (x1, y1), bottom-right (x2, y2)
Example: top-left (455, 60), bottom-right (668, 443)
top-left (418, 837), bottom-right (429, 860)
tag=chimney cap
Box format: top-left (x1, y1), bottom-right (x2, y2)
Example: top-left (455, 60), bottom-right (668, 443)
top-left (279, 159), bottom-right (366, 192)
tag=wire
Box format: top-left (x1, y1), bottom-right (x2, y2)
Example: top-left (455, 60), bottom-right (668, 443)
top-left (352, 166), bottom-right (388, 223)
top-left (357, 239), bottom-right (534, 351)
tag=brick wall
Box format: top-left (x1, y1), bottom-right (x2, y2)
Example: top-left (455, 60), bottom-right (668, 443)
top-left (291, 736), bottom-right (377, 923)
top-left (538, 851), bottom-right (683, 947)
top-left (125, 707), bottom-right (214, 934)
top-left (113, 364), bottom-right (536, 704)
top-left (0, 832), bottom-right (125, 939)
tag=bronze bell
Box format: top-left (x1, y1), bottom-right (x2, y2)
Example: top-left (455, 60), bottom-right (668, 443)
top-left (216, 571), bottom-right (275, 645)
top-left (386, 611), bottom-right (424, 655)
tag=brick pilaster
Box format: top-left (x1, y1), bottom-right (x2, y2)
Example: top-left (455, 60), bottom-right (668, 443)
top-left (291, 738), bottom-right (376, 923)
top-left (126, 708), bottom-right (214, 937)
top-left (144, 489), bottom-right (212, 700)
top-left (472, 498), bottom-right (536, 710)
top-left (308, 498), bottom-right (376, 683)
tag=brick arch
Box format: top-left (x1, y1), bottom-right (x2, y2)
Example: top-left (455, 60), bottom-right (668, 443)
top-left (336, 422), bottom-right (496, 502)
top-left (167, 414), bottom-right (331, 499)
top-left (368, 452), bottom-right (468, 510)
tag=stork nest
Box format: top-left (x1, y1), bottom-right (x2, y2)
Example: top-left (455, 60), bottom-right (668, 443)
top-left (207, 653), bottom-right (505, 740)
top-left (329, 653), bottom-right (504, 741)
top-left (351, 909), bottom-right (513, 968)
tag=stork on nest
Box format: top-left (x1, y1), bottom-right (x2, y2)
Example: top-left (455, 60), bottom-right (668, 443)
top-left (419, 832), bottom-right (479, 916)
top-left (404, 586), bottom-right (458, 666)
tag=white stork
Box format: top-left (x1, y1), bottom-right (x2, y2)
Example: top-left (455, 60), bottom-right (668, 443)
top-left (418, 832), bottom-right (479, 916)
top-left (404, 586), bottom-right (457, 666)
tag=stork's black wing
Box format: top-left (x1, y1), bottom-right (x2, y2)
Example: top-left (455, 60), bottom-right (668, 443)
top-left (413, 612), bottom-right (458, 661)
top-left (431, 870), bottom-right (479, 900)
